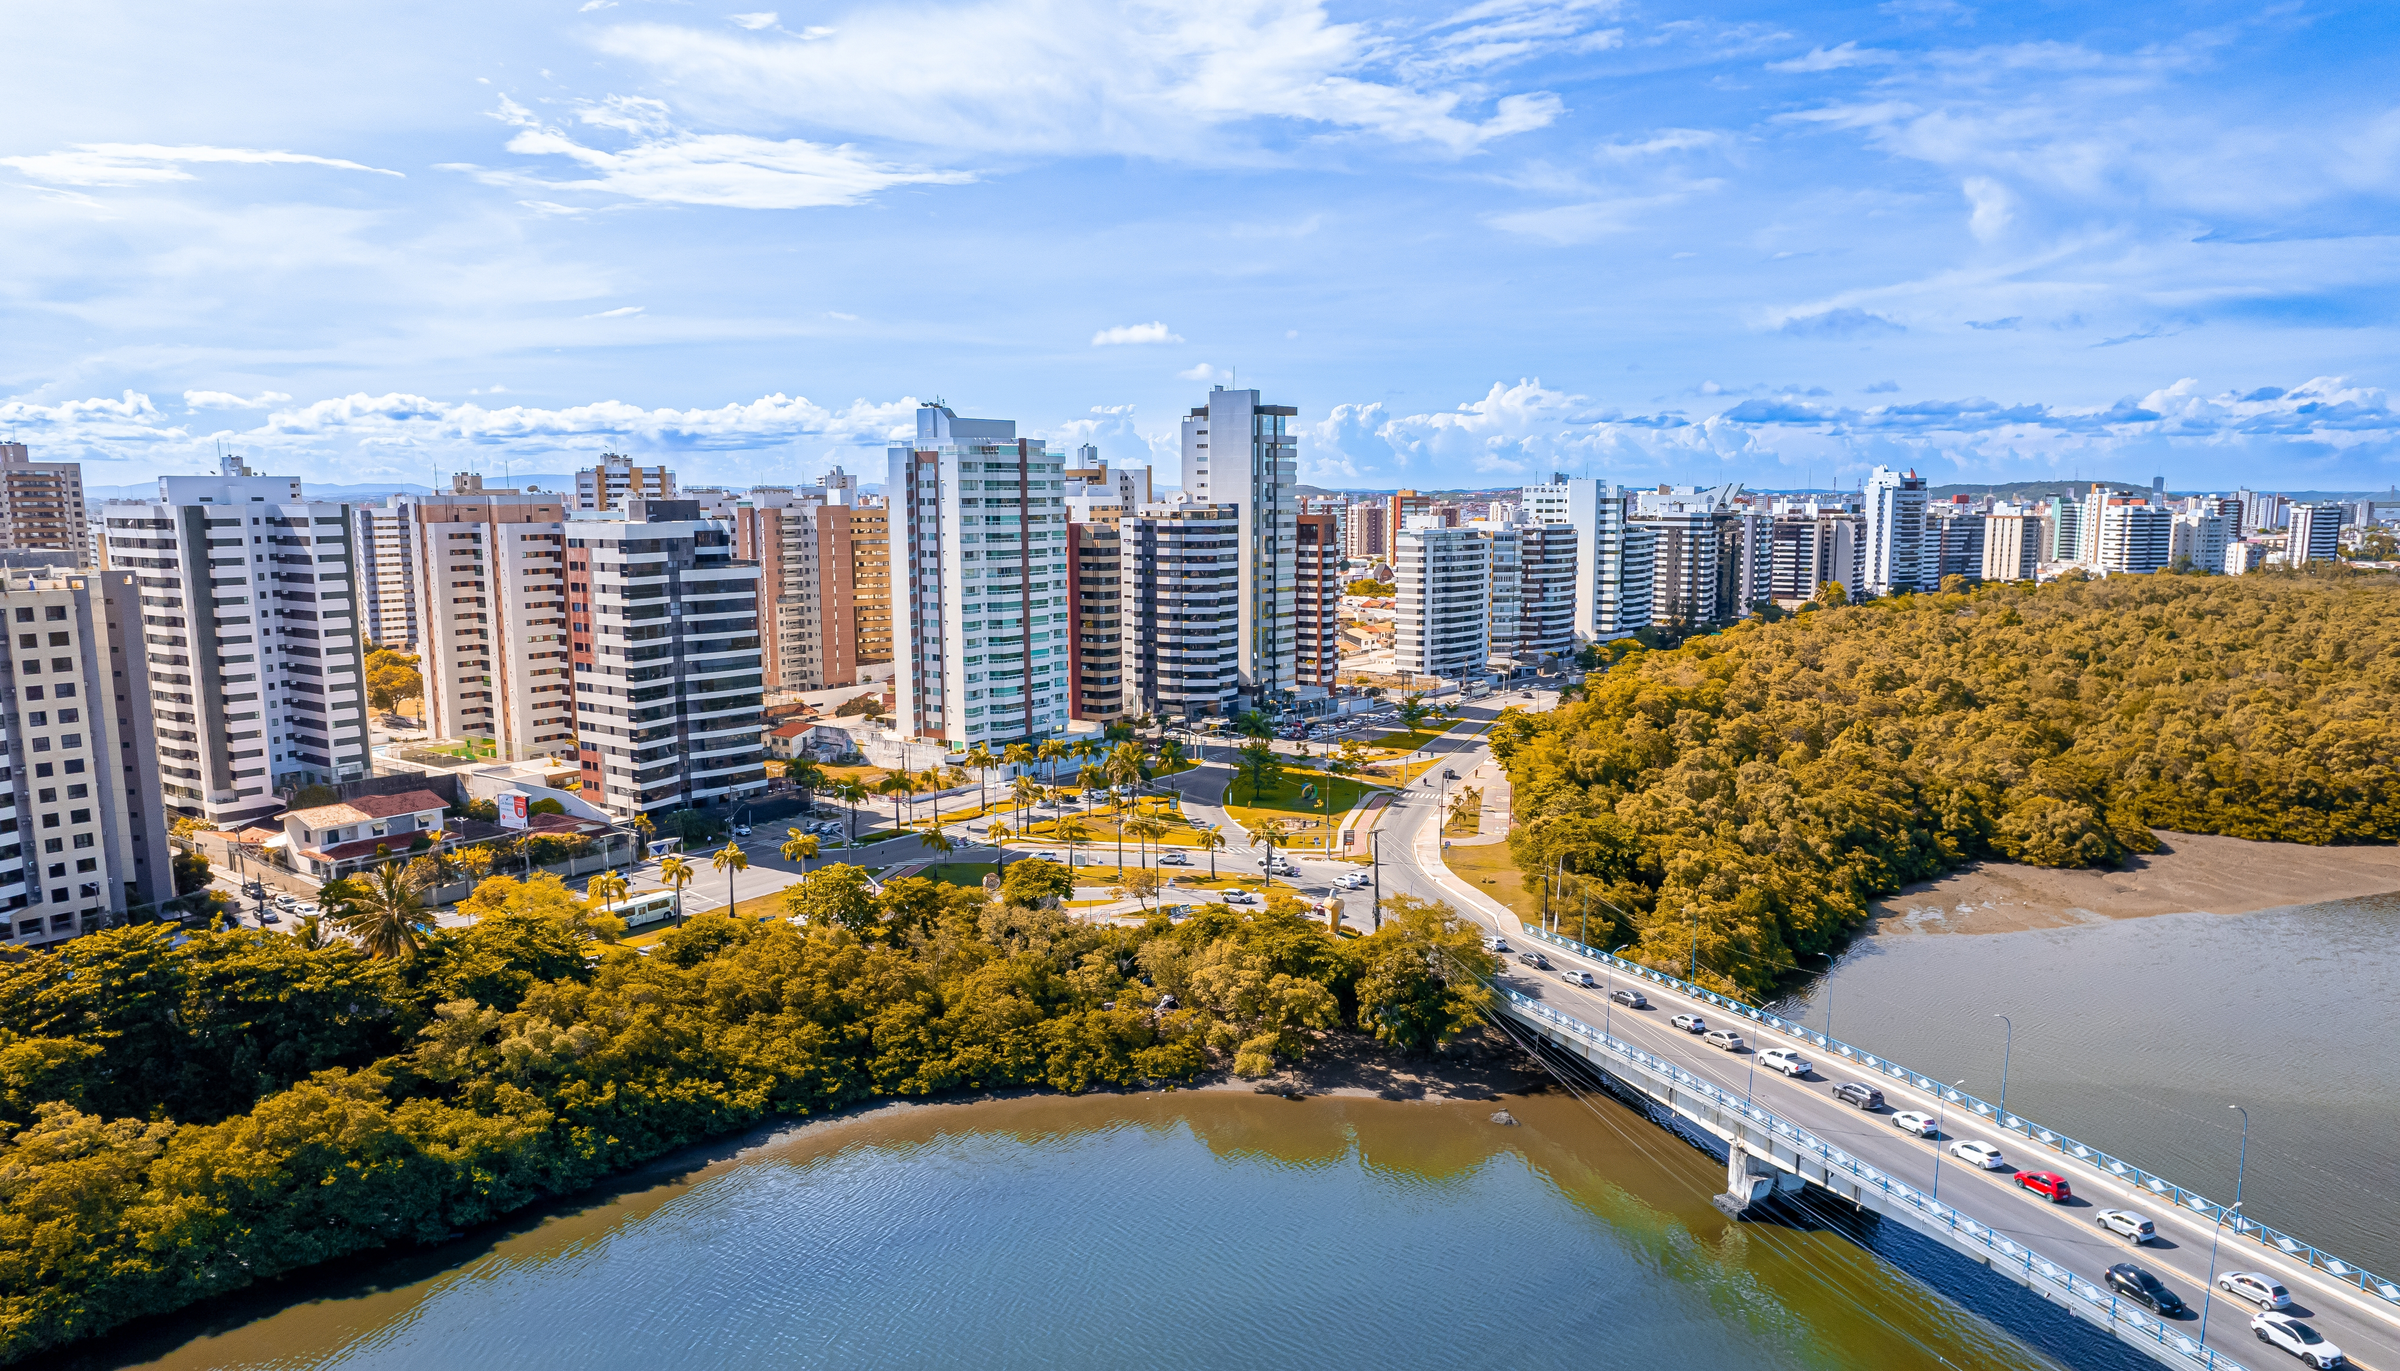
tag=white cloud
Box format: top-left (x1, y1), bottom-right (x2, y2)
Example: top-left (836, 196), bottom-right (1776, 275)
top-left (592, 0), bottom-right (1567, 160)
top-left (578, 0), bottom-right (615, 10)
top-left (0, 143), bottom-right (403, 188)
top-left (183, 390), bottom-right (292, 410)
top-left (1767, 41), bottom-right (1898, 73)
top-left (583, 305), bottom-right (645, 318)
top-left (455, 95), bottom-right (975, 210)
top-left (1093, 321), bottom-right (1183, 346)
top-left (1962, 175), bottom-right (2015, 241)
top-left (1487, 187), bottom-right (1715, 243)
top-left (729, 11), bottom-right (779, 28)
top-left (1178, 362), bottom-right (1227, 380)
top-left (1415, 0), bottom-right (1622, 74)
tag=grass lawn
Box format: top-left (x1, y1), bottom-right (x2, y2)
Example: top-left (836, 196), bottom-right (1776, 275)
top-left (1440, 839), bottom-right (1539, 927)
top-left (919, 862), bottom-right (1003, 889)
top-left (1363, 717), bottom-right (1470, 753)
top-left (1219, 771), bottom-right (1378, 851)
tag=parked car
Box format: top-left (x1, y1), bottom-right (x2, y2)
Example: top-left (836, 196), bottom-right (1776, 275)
top-left (259, 911), bottom-right (282, 925)
top-left (273, 893), bottom-right (299, 909)
top-left (2219, 1272), bottom-right (2291, 1310)
top-left (1559, 970), bottom-right (1596, 988)
top-left (1159, 853), bottom-right (1192, 866)
top-left (1334, 873), bottom-right (1369, 890)
top-left (1521, 690), bottom-right (1536, 698)
top-left (1703, 1029), bottom-right (1745, 1051)
top-left (2251, 1313), bottom-right (2344, 1368)
top-left (1758, 1048), bottom-right (1812, 1077)
top-left (1033, 851), bottom-right (1059, 861)
top-left (2015, 1171), bottom-right (2073, 1202)
top-left (1670, 1013), bottom-right (1707, 1034)
top-left (2099, 1209), bottom-right (2159, 1245)
top-left (2105, 1263), bottom-right (2189, 1318)
top-left (1950, 1139), bottom-right (2007, 1170)
top-left (1516, 951), bottom-right (1552, 970)
top-left (1831, 1082), bottom-right (1884, 1111)
top-left (1890, 1110), bottom-right (1937, 1137)
top-left (1610, 988), bottom-right (1649, 1009)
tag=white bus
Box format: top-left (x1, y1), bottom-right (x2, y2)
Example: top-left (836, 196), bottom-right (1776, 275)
top-left (611, 889), bottom-right (679, 930)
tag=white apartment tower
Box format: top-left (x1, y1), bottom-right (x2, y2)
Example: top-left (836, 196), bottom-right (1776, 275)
top-left (1561, 479), bottom-right (1654, 641)
top-left (1862, 466), bottom-right (1929, 596)
top-left (2170, 510), bottom-right (2231, 573)
top-left (103, 455), bottom-right (370, 828)
top-left (1982, 508), bottom-right (2043, 582)
top-left (1180, 388), bottom-right (1298, 707)
top-left (1394, 520), bottom-right (1490, 682)
top-left (2095, 498), bottom-right (2172, 575)
top-left (889, 405), bottom-right (1071, 750)
top-left (354, 500), bottom-right (418, 650)
top-left (1121, 501), bottom-right (1242, 719)
top-left (2286, 503), bottom-right (2341, 567)
top-left (575, 454), bottom-right (676, 512)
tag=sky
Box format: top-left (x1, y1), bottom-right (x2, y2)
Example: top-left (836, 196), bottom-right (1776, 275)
top-left (3, 0), bottom-right (2398, 495)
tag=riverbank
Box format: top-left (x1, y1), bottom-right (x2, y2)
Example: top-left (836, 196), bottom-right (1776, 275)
top-left (1871, 830), bottom-right (2400, 935)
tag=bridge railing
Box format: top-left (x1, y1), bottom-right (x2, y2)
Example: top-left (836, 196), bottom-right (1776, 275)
top-left (1517, 924), bottom-right (2400, 1314)
top-left (1494, 984), bottom-right (2250, 1371)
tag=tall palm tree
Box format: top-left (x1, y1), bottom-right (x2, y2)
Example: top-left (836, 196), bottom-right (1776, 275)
top-left (1010, 774), bottom-right (1042, 842)
top-left (588, 868), bottom-right (631, 921)
top-left (1076, 764), bottom-right (1106, 820)
top-left (1105, 740), bottom-right (1145, 806)
top-left (876, 772), bottom-right (914, 835)
top-left (831, 779), bottom-right (867, 843)
top-left (918, 826), bottom-right (955, 863)
top-left (790, 761), bottom-right (826, 816)
top-left (1157, 738), bottom-right (1186, 773)
top-left (1255, 819), bottom-right (1289, 890)
top-left (963, 743), bottom-right (999, 818)
top-left (1038, 738), bottom-right (1069, 782)
top-left (658, 853), bottom-right (695, 924)
top-left (1125, 815), bottom-right (1168, 871)
top-left (781, 828), bottom-right (820, 874)
top-left (1200, 828), bottom-right (1228, 880)
top-left (1003, 742), bottom-right (1036, 788)
top-left (333, 861), bottom-right (426, 960)
top-left (712, 841), bottom-right (748, 914)
top-left (1234, 709), bottom-right (1273, 740)
top-left (931, 765), bottom-right (969, 829)
top-left (1070, 736), bottom-right (1100, 774)
top-left (1055, 817), bottom-right (1089, 870)
top-left (294, 913), bottom-right (341, 950)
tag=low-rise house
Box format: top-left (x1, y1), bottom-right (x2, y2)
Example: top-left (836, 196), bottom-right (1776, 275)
top-left (280, 790), bottom-right (450, 880)
top-left (764, 719), bottom-right (814, 759)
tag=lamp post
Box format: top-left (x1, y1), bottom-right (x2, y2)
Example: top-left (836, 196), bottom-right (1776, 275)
top-left (1932, 1079), bottom-right (1966, 1201)
top-left (2199, 1106), bottom-right (2250, 1349)
top-left (1603, 944), bottom-right (1631, 1035)
top-left (1993, 1015), bottom-right (2014, 1126)
top-left (1369, 827), bottom-right (1381, 932)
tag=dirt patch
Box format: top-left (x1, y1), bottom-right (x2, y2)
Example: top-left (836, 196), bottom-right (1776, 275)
top-left (1874, 831), bottom-right (2400, 935)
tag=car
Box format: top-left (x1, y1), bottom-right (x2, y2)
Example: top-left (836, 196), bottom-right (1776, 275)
top-left (2219, 1272), bottom-right (2291, 1309)
top-left (1521, 690), bottom-right (1536, 698)
top-left (1758, 1048), bottom-right (1812, 1077)
top-left (1890, 1110), bottom-right (1937, 1137)
top-left (1516, 951), bottom-right (1552, 970)
top-left (1950, 1140), bottom-right (2007, 1170)
top-left (1159, 853), bottom-right (1192, 866)
top-left (2252, 1312), bottom-right (2344, 1368)
top-left (1221, 890), bottom-right (1259, 905)
top-left (259, 911), bottom-right (282, 924)
top-left (1559, 970), bottom-right (1596, 988)
top-left (273, 893), bottom-right (299, 909)
top-left (292, 902), bottom-right (320, 917)
top-left (2098, 1209), bottom-right (2158, 1244)
top-left (733, 824), bottom-right (753, 836)
top-left (1610, 988), bottom-right (1649, 1009)
top-left (1703, 1029), bottom-right (1745, 1051)
top-left (1831, 1082), bottom-right (1884, 1111)
top-left (1671, 1013), bottom-right (1707, 1034)
top-left (1336, 873), bottom-right (1370, 890)
top-left (2015, 1171), bottom-right (2073, 1202)
top-left (1033, 851), bottom-right (1059, 861)
top-left (2106, 1263), bottom-right (2189, 1317)
top-left (1487, 937), bottom-right (1512, 954)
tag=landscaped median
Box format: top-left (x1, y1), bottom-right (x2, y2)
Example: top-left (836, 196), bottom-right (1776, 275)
top-left (1220, 771), bottom-right (1383, 852)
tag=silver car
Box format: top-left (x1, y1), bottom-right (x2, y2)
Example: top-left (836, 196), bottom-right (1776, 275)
top-left (1703, 1029), bottom-right (1746, 1052)
top-left (2219, 1271), bottom-right (2291, 1309)
top-left (2097, 1208), bottom-right (2157, 1245)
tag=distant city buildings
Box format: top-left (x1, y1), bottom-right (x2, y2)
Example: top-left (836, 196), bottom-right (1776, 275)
top-left (575, 454), bottom-right (676, 512)
top-left (1862, 466), bottom-right (1929, 597)
top-left (0, 443), bottom-right (92, 567)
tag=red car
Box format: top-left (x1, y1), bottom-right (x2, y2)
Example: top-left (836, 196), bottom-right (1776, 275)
top-left (2015, 1171), bottom-right (2073, 1202)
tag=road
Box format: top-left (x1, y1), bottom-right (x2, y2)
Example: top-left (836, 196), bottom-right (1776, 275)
top-left (1371, 696), bottom-right (2400, 1371)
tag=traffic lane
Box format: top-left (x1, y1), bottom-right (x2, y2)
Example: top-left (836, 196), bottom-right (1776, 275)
top-left (1511, 955), bottom-right (2400, 1370)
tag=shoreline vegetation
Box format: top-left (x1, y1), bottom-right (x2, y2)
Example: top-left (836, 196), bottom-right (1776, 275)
top-left (1490, 571), bottom-right (2400, 998)
top-left (0, 864), bottom-right (1497, 1365)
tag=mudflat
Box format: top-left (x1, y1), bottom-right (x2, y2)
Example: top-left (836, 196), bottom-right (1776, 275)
top-left (1872, 831), bottom-right (2400, 935)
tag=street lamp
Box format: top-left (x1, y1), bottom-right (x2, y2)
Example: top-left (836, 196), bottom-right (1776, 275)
top-left (2199, 1106), bottom-right (2250, 1348)
top-left (1603, 944), bottom-right (1632, 1035)
top-left (1993, 1015), bottom-right (2014, 1126)
top-left (1931, 1079), bottom-right (1966, 1201)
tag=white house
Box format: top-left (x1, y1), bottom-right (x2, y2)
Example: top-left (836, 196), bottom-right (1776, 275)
top-left (281, 789), bottom-right (450, 879)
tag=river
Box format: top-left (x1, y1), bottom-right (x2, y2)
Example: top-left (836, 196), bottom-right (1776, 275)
top-left (66, 1091), bottom-right (2062, 1371)
top-left (1769, 893), bottom-right (2400, 1277)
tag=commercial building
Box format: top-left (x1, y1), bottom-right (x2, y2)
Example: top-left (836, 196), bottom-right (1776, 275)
top-left (567, 499), bottom-right (767, 818)
top-left (404, 479), bottom-right (575, 762)
top-left (1394, 520), bottom-right (1490, 682)
top-left (1066, 519), bottom-right (1126, 723)
top-left (102, 456), bottom-right (371, 829)
top-left (1180, 387), bottom-right (1298, 708)
top-left (0, 443), bottom-right (92, 567)
top-left (2286, 503), bottom-right (2341, 567)
top-left (575, 454), bottom-right (676, 512)
top-left (1982, 508), bottom-right (2043, 582)
top-left (0, 564), bottom-right (172, 947)
top-left (354, 499), bottom-right (417, 650)
top-left (1862, 466), bottom-right (1929, 596)
top-left (1294, 510), bottom-right (1342, 690)
top-left (1562, 479), bottom-right (1653, 640)
top-left (1121, 501), bottom-right (1241, 719)
top-left (889, 405), bottom-right (1071, 750)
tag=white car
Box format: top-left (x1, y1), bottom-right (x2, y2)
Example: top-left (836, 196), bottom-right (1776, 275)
top-left (2251, 1312), bottom-right (2344, 1369)
top-left (1949, 1139), bottom-right (2007, 1170)
top-left (733, 824), bottom-right (753, 836)
top-left (1033, 851), bottom-right (1059, 861)
top-left (1221, 890), bottom-right (1259, 905)
top-left (2097, 1208), bottom-right (2158, 1245)
top-left (2219, 1271), bottom-right (2291, 1310)
top-left (1558, 970), bottom-right (1596, 988)
top-left (1335, 873), bottom-right (1370, 890)
top-left (1890, 1110), bottom-right (1937, 1137)
top-left (1758, 1048), bottom-right (1813, 1077)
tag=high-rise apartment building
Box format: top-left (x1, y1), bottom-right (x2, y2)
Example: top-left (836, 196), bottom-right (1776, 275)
top-left (1064, 455), bottom-right (1153, 513)
top-left (103, 456), bottom-right (371, 828)
top-left (1394, 521), bottom-right (1490, 682)
top-left (890, 406), bottom-right (1071, 749)
top-left (2095, 498), bottom-right (2171, 575)
top-left (1982, 509), bottom-right (2042, 582)
top-left (1479, 525), bottom-right (1522, 669)
top-left (1632, 503), bottom-right (1719, 628)
top-left (1294, 511), bottom-right (1342, 690)
top-left (1122, 502), bottom-right (1242, 720)
top-left (2286, 503), bottom-right (2341, 567)
top-left (575, 454), bottom-right (676, 512)
top-left (1928, 507), bottom-right (1987, 586)
top-left (0, 444), bottom-right (92, 567)
top-left (1562, 479), bottom-right (1653, 640)
top-left (1181, 388), bottom-right (1298, 708)
top-left (1388, 490), bottom-right (1438, 559)
top-left (2170, 510), bottom-right (2231, 573)
top-left (1520, 482), bottom-right (1572, 527)
top-left (1513, 524), bottom-right (1577, 663)
top-left (731, 488), bottom-right (892, 692)
top-left (354, 499), bottom-right (418, 650)
top-left (404, 483), bottom-right (574, 762)
top-left (1345, 501), bottom-right (1391, 565)
top-left (0, 564), bottom-right (172, 947)
top-left (1066, 519), bottom-right (1125, 722)
top-left (2226, 540), bottom-right (2274, 575)
top-left (567, 500), bottom-right (766, 817)
top-left (1769, 513), bottom-right (1862, 602)
top-left (1862, 466), bottom-right (1929, 597)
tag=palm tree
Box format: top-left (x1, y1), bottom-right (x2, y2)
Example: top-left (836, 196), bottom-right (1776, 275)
top-left (790, 760), bottom-right (826, 816)
top-left (1076, 764), bottom-right (1106, 819)
top-left (918, 826), bottom-right (955, 863)
top-left (1234, 708), bottom-right (1273, 740)
top-left (987, 820), bottom-right (1010, 882)
top-left (876, 772), bottom-right (915, 834)
top-left (831, 779), bottom-right (867, 843)
top-left (1003, 742), bottom-right (1036, 788)
top-left (294, 913), bottom-right (340, 950)
top-left (332, 861), bottom-right (426, 959)
top-left (1125, 815), bottom-right (1168, 871)
top-left (963, 743), bottom-right (999, 818)
top-left (1255, 819), bottom-right (1289, 890)
top-left (1010, 774), bottom-right (1042, 842)
top-left (781, 828), bottom-right (820, 874)
top-left (1055, 817), bottom-right (1090, 870)
top-left (1105, 740), bottom-right (1145, 802)
top-left (931, 765), bottom-right (969, 829)
top-left (712, 840), bottom-right (749, 916)
top-left (1070, 736), bottom-right (1100, 774)
top-left (658, 853), bottom-right (695, 924)
top-left (1157, 738), bottom-right (1186, 773)
top-left (1199, 828), bottom-right (1228, 880)
top-left (588, 867), bottom-right (631, 921)
top-left (1038, 738), bottom-right (1069, 782)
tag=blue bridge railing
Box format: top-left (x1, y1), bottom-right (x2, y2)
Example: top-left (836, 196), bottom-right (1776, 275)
top-left (1518, 924), bottom-right (2400, 1314)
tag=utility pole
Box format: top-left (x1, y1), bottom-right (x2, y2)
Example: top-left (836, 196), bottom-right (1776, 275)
top-left (1369, 827), bottom-right (1381, 931)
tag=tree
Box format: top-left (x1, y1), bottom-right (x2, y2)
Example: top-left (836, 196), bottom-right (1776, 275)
top-left (1076, 764), bottom-right (1107, 819)
top-left (364, 646), bottom-right (423, 715)
top-left (293, 914), bottom-right (340, 950)
top-left (1004, 742), bottom-right (1036, 786)
top-left (788, 761), bottom-right (826, 814)
top-left (657, 854), bottom-right (695, 924)
top-left (586, 868), bottom-right (630, 921)
top-left (1125, 815), bottom-right (1168, 871)
top-left (1394, 694), bottom-right (1434, 730)
top-left (1354, 894), bottom-right (1497, 1051)
top-left (780, 829), bottom-right (820, 874)
top-left (1038, 738), bottom-right (1070, 782)
top-left (1113, 868), bottom-right (1163, 913)
top-left (1199, 828), bottom-right (1228, 879)
top-left (1254, 818), bottom-right (1289, 888)
top-left (1233, 709), bottom-right (1273, 740)
top-left (1010, 774), bottom-right (1042, 842)
top-left (999, 856), bottom-right (1073, 909)
top-left (1156, 738), bottom-right (1186, 773)
top-left (1055, 817), bottom-right (1090, 869)
top-left (330, 861), bottom-right (427, 960)
top-left (1814, 578), bottom-right (1850, 608)
top-left (1236, 740), bottom-right (1283, 803)
top-left (1070, 736), bottom-right (1101, 773)
top-left (963, 743), bottom-right (1000, 816)
top-left (783, 862), bottom-right (878, 931)
top-left (877, 772), bottom-right (917, 833)
top-left (831, 779), bottom-right (867, 842)
top-left (711, 841), bottom-right (749, 914)
top-left (918, 826), bottom-right (955, 863)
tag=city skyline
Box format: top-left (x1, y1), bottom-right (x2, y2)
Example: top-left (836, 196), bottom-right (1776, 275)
top-left (4, 1), bottom-right (2396, 492)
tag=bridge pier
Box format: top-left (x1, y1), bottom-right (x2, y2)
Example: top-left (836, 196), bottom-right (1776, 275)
top-left (1714, 1142), bottom-right (1807, 1220)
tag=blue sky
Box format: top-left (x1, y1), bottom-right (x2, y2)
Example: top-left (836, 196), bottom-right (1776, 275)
top-left (4, 0), bottom-right (2397, 493)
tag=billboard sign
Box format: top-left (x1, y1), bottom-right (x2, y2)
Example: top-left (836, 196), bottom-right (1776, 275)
top-left (498, 792), bottom-right (530, 830)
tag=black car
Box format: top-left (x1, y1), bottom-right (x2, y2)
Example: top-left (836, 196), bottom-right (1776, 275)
top-left (1516, 951), bottom-right (1552, 970)
top-left (1831, 1082), bottom-right (1884, 1111)
top-left (2106, 1263), bottom-right (2190, 1317)
top-left (1610, 988), bottom-right (1649, 1009)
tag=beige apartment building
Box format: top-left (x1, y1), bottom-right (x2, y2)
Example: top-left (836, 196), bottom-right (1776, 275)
top-left (404, 479), bottom-right (576, 762)
top-left (0, 443), bottom-right (92, 567)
